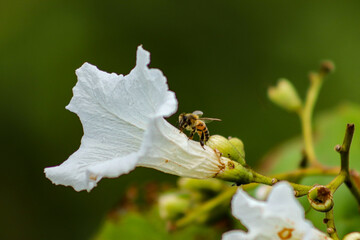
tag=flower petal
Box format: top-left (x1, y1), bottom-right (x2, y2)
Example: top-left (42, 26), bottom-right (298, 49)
top-left (224, 182), bottom-right (331, 240)
top-left (222, 230), bottom-right (252, 240)
top-left (267, 182), bottom-right (305, 221)
top-left (85, 153), bottom-right (139, 189)
top-left (137, 117), bottom-right (224, 178)
top-left (305, 229), bottom-right (333, 240)
top-left (45, 46), bottom-right (177, 191)
top-left (230, 187), bottom-right (266, 230)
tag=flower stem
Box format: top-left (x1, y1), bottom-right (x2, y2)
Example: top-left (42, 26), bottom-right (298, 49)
top-left (251, 171), bottom-right (312, 197)
top-left (327, 172), bottom-right (346, 193)
top-left (335, 123), bottom-right (354, 173)
top-left (299, 72), bottom-right (323, 168)
top-left (324, 209), bottom-right (339, 240)
top-left (345, 170), bottom-right (360, 206)
top-left (334, 123), bottom-right (360, 205)
top-left (274, 167), bottom-right (339, 180)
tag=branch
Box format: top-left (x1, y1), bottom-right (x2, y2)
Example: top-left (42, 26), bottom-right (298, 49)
top-left (334, 123), bottom-right (360, 205)
top-left (324, 209), bottom-right (339, 240)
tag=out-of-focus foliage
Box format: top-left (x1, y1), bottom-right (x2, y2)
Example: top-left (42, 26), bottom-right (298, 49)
top-left (93, 182), bottom-right (230, 240)
top-left (260, 103), bottom-right (360, 238)
top-left (95, 212), bottom-right (222, 240)
top-left (2, 0), bottom-right (360, 239)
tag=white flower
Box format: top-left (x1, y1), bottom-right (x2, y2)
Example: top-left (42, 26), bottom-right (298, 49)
top-left (343, 232), bottom-right (360, 240)
top-left (44, 46), bottom-right (227, 192)
top-left (223, 182), bottom-right (332, 240)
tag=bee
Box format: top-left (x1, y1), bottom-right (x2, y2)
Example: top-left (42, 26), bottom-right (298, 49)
top-left (178, 110), bottom-right (221, 149)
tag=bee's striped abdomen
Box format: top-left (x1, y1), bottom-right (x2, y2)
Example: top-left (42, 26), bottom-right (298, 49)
top-left (203, 128), bottom-right (210, 141)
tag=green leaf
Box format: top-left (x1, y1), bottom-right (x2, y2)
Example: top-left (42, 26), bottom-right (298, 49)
top-left (92, 180), bottom-right (228, 240)
top-left (93, 212), bottom-right (166, 240)
top-left (93, 208), bottom-right (224, 240)
top-left (260, 102), bottom-right (360, 238)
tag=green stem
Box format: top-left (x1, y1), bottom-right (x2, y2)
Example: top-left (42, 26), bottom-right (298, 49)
top-left (334, 124), bottom-right (360, 205)
top-left (335, 123), bottom-right (354, 172)
top-left (251, 171), bottom-right (312, 197)
top-left (299, 73), bottom-right (323, 167)
top-left (291, 182), bottom-right (313, 197)
top-left (325, 209), bottom-right (339, 240)
top-left (327, 171), bottom-right (346, 193)
top-left (345, 171), bottom-right (360, 206)
top-left (274, 167), bottom-right (339, 180)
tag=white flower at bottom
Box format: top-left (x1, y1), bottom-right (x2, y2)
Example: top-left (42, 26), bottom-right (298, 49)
top-left (223, 182), bottom-right (332, 240)
top-left (44, 46), bottom-right (227, 192)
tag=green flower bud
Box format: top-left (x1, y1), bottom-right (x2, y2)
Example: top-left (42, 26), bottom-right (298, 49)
top-left (343, 232), bottom-right (360, 240)
top-left (307, 185), bottom-right (333, 212)
top-left (158, 192), bottom-right (191, 220)
top-left (215, 158), bottom-right (253, 184)
top-left (268, 79), bottom-right (302, 112)
top-left (228, 137), bottom-right (245, 159)
top-left (206, 135), bottom-right (246, 165)
top-left (177, 178), bottom-right (224, 194)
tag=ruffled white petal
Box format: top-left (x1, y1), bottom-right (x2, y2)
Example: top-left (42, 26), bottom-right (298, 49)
top-left (223, 182), bottom-right (331, 240)
top-left (45, 46), bottom-right (226, 192)
top-left (45, 46), bottom-right (178, 191)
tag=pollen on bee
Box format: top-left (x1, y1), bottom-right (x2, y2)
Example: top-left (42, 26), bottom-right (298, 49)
top-left (165, 159), bottom-right (169, 163)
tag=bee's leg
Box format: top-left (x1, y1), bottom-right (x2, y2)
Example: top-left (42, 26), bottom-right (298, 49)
top-left (200, 131), bottom-right (206, 149)
top-left (188, 127), bottom-right (196, 140)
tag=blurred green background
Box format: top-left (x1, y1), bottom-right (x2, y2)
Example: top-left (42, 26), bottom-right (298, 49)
top-left (1, 0), bottom-right (360, 239)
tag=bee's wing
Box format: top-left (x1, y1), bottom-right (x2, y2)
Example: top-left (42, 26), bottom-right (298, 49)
top-left (200, 117), bottom-right (222, 123)
top-left (192, 110), bottom-right (203, 117)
